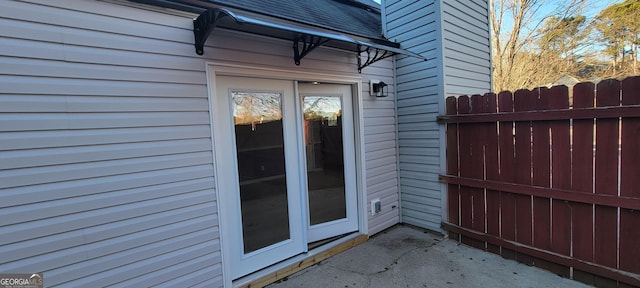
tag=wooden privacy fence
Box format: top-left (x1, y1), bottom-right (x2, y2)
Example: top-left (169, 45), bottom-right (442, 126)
top-left (438, 76), bottom-right (640, 287)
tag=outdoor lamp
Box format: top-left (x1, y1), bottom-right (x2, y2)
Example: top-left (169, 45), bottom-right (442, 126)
top-left (370, 80), bottom-right (388, 97)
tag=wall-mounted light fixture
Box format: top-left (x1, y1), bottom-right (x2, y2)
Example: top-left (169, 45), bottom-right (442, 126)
top-left (369, 80), bottom-right (388, 97)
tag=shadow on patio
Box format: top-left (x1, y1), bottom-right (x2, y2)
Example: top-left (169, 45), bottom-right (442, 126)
top-left (267, 225), bottom-right (591, 288)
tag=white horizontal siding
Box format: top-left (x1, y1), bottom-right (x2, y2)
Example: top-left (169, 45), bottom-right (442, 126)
top-left (442, 0), bottom-right (492, 97)
top-left (1, 0), bottom-right (399, 286)
top-left (362, 69), bottom-right (401, 235)
top-left (385, 0), bottom-right (491, 233)
top-left (0, 0), bottom-right (219, 286)
top-left (385, 0), bottom-right (443, 232)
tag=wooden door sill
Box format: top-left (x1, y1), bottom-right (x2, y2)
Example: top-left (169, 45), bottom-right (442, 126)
top-left (234, 233), bottom-right (368, 288)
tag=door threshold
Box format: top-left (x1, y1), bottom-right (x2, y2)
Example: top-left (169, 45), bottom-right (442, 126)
top-left (308, 232), bottom-right (352, 250)
top-left (233, 233), bottom-right (368, 288)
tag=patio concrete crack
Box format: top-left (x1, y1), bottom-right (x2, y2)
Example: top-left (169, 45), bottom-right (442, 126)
top-left (370, 239), bottom-right (443, 276)
top-left (326, 237), bottom-right (444, 276)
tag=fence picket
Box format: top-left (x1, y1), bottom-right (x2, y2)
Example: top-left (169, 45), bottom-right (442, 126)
top-left (594, 79), bottom-right (620, 270)
top-left (513, 89), bottom-right (535, 265)
top-left (469, 95), bottom-right (487, 249)
top-left (545, 85), bottom-right (572, 276)
top-left (484, 92), bottom-right (501, 254)
top-left (619, 76), bottom-right (640, 275)
top-left (498, 91), bottom-right (517, 259)
top-left (532, 87), bottom-right (551, 253)
top-left (569, 82), bottom-right (597, 284)
top-left (446, 96), bottom-right (460, 241)
top-left (620, 77), bottom-right (640, 198)
top-left (457, 96), bottom-right (474, 246)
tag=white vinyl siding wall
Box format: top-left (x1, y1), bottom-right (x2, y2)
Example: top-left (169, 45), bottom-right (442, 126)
top-left (384, 0), bottom-right (490, 232)
top-left (442, 0), bottom-right (492, 97)
top-left (0, 0), bottom-right (398, 286)
top-left (362, 59), bottom-right (401, 235)
top-left (0, 0), bottom-right (222, 287)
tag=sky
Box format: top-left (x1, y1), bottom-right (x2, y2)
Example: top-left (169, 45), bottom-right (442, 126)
top-left (523, 0), bottom-right (624, 56)
top-left (579, 0), bottom-right (622, 17)
top-left (371, 0), bottom-right (624, 59)
top-left (372, 0), bottom-right (620, 18)
top-left (540, 0), bottom-right (622, 19)
top-left (516, 0), bottom-right (622, 33)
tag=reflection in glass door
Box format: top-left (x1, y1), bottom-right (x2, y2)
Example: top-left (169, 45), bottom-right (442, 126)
top-left (299, 83), bottom-right (358, 243)
top-left (214, 76), bottom-right (304, 280)
top-left (213, 76), bottom-right (359, 279)
top-left (232, 91), bottom-right (290, 253)
top-left (303, 96), bottom-right (347, 225)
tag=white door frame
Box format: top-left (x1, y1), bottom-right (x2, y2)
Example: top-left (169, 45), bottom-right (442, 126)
top-left (206, 62), bottom-right (368, 288)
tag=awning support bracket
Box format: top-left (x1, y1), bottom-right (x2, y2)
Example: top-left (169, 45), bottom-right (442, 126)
top-left (357, 44), bottom-right (395, 73)
top-left (293, 35), bottom-right (329, 65)
top-left (194, 8), bottom-right (235, 55)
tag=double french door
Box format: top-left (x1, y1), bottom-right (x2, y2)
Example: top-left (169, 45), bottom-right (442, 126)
top-left (213, 76), bottom-right (358, 279)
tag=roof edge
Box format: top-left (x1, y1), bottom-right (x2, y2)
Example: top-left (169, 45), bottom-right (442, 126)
top-left (130, 0), bottom-right (390, 43)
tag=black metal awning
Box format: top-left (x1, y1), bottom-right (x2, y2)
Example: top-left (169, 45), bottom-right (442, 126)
top-left (193, 8), bottom-right (427, 72)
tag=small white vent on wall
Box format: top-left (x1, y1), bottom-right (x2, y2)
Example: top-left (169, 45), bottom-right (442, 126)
top-left (371, 198), bottom-right (381, 215)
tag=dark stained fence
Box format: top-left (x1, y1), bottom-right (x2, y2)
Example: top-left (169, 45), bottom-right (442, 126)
top-left (439, 77), bottom-right (640, 287)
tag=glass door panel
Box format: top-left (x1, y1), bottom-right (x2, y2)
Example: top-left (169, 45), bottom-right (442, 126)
top-left (232, 91), bottom-right (290, 253)
top-left (303, 96), bottom-right (347, 225)
top-left (213, 76), bottom-right (359, 280)
top-left (299, 83), bottom-right (358, 243)
top-left (213, 76), bottom-right (304, 280)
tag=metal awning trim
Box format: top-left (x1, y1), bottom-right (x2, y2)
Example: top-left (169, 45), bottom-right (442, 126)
top-left (293, 35), bottom-right (330, 65)
top-left (357, 44), bottom-right (393, 72)
top-left (193, 8), bottom-right (427, 71)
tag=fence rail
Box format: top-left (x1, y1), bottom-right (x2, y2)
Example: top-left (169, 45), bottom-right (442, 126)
top-left (441, 77), bottom-right (640, 287)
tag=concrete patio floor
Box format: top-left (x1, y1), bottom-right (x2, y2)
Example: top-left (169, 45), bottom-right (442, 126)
top-left (267, 225), bottom-right (591, 288)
